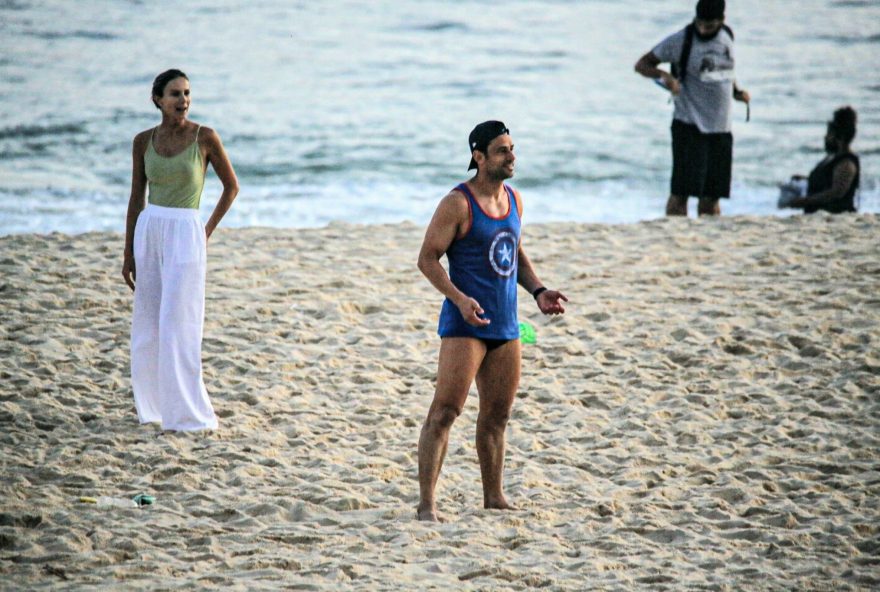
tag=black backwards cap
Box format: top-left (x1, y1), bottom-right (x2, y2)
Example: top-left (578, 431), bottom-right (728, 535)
top-left (696, 0), bottom-right (725, 20)
top-left (468, 120), bottom-right (509, 170)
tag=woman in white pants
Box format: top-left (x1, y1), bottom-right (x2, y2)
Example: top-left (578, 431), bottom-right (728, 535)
top-left (122, 69), bottom-right (239, 431)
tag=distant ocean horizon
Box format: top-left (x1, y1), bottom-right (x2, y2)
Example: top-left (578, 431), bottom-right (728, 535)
top-left (1, 0), bottom-right (877, 235)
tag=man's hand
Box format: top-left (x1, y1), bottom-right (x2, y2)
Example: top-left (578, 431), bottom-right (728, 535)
top-left (456, 296), bottom-right (491, 327)
top-left (635, 51), bottom-right (678, 95)
top-left (662, 73), bottom-right (681, 96)
top-left (734, 87), bottom-right (750, 103)
top-left (122, 256), bottom-right (136, 291)
top-left (536, 290), bottom-right (568, 315)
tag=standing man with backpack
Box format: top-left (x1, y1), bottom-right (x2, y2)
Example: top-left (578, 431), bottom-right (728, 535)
top-left (635, 0), bottom-right (750, 217)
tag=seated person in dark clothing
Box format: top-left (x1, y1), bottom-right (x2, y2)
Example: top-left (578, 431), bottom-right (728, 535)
top-left (780, 106), bottom-right (860, 214)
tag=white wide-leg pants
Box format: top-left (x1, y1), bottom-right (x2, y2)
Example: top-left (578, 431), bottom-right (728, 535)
top-left (131, 204), bottom-right (217, 431)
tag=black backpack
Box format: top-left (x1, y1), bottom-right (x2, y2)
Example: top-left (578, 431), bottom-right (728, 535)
top-left (671, 23), bottom-right (734, 83)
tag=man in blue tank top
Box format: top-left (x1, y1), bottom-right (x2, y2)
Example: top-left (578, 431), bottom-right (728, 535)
top-left (416, 121), bottom-right (568, 521)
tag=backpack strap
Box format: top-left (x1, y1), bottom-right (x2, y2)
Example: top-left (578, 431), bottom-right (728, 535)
top-left (674, 23), bottom-right (734, 84)
top-left (672, 24), bottom-right (694, 83)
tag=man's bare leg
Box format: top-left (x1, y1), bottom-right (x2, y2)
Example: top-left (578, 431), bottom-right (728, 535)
top-left (697, 196), bottom-right (720, 216)
top-left (666, 194), bottom-right (688, 217)
top-left (474, 338), bottom-right (521, 511)
top-left (417, 338), bottom-right (485, 521)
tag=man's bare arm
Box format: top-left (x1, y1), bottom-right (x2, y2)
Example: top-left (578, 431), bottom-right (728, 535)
top-left (791, 160), bottom-right (857, 208)
top-left (517, 243), bottom-right (567, 315)
top-left (635, 51), bottom-right (680, 95)
top-left (418, 192), bottom-right (490, 326)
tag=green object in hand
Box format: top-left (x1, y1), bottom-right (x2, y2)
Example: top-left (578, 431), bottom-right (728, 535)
top-left (519, 321), bottom-right (536, 344)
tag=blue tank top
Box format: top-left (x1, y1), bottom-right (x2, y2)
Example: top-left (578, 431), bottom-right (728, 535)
top-left (438, 183), bottom-right (521, 340)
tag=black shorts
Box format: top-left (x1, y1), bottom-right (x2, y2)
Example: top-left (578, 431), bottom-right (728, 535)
top-left (670, 119), bottom-right (733, 199)
top-left (440, 336), bottom-right (516, 352)
top-left (482, 338), bottom-right (515, 352)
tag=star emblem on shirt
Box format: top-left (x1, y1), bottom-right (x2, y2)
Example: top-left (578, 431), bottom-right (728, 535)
top-left (499, 243), bottom-right (512, 265)
top-left (488, 230), bottom-right (517, 278)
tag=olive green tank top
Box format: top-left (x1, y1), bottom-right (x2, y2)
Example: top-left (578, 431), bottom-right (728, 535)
top-left (144, 126), bottom-right (205, 209)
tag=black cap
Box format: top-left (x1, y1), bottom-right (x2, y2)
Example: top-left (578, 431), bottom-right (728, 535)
top-left (468, 120), bottom-right (509, 170)
top-left (696, 0), bottom-right (725, 20)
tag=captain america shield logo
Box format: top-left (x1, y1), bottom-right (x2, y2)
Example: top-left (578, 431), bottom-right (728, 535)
top-left (488, 230), bottom-right (517, 277)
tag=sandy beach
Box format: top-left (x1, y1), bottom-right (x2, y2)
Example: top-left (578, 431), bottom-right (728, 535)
top-left (1, 214), bottom-right (878, 591)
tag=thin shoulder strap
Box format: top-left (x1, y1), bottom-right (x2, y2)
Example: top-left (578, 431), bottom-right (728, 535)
top-left (195, 125), bottom-right (202, 140)
top-left (843, 153), bottom-right (859, 167)
top-left (453, 183), bottom-right (474, 239)
top-left (504, 184), bottom-right (522, 219)
top-left (455, 182), bottom-right (476, 203)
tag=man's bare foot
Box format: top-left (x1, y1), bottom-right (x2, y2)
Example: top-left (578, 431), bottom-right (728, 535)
top-left (484, 496), bottom-right (514, 511)
top-left (417, 503), bottom-right (441, 522)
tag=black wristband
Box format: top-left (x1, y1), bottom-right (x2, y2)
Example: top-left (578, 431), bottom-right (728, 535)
top-left (532, 286), bottom-right (548, 300)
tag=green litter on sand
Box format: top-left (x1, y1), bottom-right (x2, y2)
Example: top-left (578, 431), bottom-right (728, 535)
top-left (133, 493), bottom-right (155, 506)
top-left (519, 321), bottom-right (536, 344)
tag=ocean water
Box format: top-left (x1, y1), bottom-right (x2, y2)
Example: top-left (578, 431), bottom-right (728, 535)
top-left (1, 0), bottom-right (878, 235)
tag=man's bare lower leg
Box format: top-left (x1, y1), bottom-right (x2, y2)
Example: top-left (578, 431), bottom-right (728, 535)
top-left (417, 415), bottom-right (453, 521)
top-left (476, 417), bottom-right (512, 510)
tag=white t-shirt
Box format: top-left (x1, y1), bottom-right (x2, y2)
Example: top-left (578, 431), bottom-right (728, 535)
top-left (652, 26), bottom-right (736, 133)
